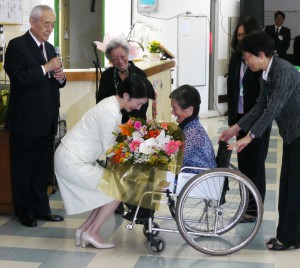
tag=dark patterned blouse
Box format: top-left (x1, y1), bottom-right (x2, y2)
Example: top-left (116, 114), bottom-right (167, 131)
top-left (179, 116), bottom-right (217, 173)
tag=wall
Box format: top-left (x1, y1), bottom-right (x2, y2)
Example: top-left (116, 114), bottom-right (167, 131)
top-left (68, 0), bottom-right (102, 68)
top-left (214, 0), bottom-right (240, 116)
top-left (132, 0), bottom-right (211, 114)
top-left (122, 0), bottom-right (238, 116)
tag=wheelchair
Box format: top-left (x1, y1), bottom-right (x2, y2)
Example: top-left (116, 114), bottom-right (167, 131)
top-left (124, 142), bottom-right (263, 256)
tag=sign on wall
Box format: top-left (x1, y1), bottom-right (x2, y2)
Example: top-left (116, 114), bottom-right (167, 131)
top-left (0, 0), bottom-right (23, 25)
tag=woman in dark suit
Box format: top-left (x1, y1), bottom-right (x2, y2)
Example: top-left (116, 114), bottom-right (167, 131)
top-left (227, 17), bottom-right (271, 222)
top-left (4, 5), bottom-right (66, 227)
top-left (221, 31), bottom-right (300, 250)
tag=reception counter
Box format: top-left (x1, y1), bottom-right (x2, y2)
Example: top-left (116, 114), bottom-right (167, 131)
top-left (62, 60), bottom-right (175, 129)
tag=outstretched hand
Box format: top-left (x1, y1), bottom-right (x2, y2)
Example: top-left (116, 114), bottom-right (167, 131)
top-left (227, 135), bottom-right (252, 152)
top-left (218, 124), bottom-right (240, 143)
top-left (218, 124), bottom-right (252, 152)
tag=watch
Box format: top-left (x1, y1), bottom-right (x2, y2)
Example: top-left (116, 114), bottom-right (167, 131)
top-left (248, 131), bottom-right (255, 139)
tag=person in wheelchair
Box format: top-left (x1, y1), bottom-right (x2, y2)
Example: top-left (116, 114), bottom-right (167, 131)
top-left (170, 84), bottom-right (217, 173)
top-left (122, 85), bottom-right (217, 222)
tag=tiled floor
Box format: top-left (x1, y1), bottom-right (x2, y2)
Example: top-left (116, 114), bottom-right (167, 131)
top-left (1, 116), bottom-right (300, 268)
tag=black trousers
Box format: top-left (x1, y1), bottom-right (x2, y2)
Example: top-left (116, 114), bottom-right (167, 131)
top-left (277, 137), bottom-right (300, 245)
top-left (237, 125), bottom-right (272, 216)
top-left (9, 131), bottom-right (54, 219)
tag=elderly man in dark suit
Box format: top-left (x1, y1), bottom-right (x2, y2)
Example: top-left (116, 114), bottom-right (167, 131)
top-left (264, 11), bottom-right (291, 59)
top-left (4, 5), bottom-right (66, 227)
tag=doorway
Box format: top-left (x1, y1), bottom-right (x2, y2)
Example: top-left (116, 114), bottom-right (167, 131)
top-left (58, 0), bottom-right (103, 69)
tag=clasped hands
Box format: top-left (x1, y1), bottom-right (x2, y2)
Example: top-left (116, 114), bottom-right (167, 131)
top-left (218, 124), bottom-right (252, 153)
top-left (44, 56), bottom-right (65, 80)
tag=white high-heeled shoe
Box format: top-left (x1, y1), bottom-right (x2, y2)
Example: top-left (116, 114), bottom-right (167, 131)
top-left (81, 231), bottom-right (115, 249)
top-left (75, 229), bottom-right (83, 246)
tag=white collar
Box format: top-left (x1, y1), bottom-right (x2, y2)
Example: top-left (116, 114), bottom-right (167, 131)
top-left (262, 57), bottom-right (274, 81)
top-left (29, 30), bottom-right (43, 47)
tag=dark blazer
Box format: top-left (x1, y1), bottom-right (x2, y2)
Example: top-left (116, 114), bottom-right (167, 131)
top-left (264, 25), bottom-right (291, 58)
top-left (293, 35), bottom-right (300, 66)
top-left (227, 52), bottom-right (262, 126)
top-left (227, 52), bottom-right (271, 211)
top-left (4, 31), bottom-right (66, 137)
top-left (238, 55), bottom-right (300, 144)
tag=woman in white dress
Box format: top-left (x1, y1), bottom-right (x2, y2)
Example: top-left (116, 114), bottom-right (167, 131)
top-left (54, 75), bottom-right (150, 249)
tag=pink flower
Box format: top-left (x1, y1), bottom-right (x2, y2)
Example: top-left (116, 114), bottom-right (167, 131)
top-left (134, 120), bottom-right (142, 130)
top-left (129, 140), bottom-right (142, 152)
top-left (165, 140), bottom-right (181, 155)
top-left (161, 122), bottom-right (168, 130)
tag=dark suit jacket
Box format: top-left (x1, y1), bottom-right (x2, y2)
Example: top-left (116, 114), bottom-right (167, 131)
top-left (264, 25), bottom-right (291, 58)
top-left (4, 31), bottom-right (66, 137)
top-left (238, 56), bottom-right (300, 144)
top-left (227, 52), bottom-right (262, 126)
top-left (293, 35), bottom-right (300, 66)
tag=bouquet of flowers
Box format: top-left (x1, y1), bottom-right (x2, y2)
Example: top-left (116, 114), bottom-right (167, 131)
top-left (98, 118), bottom-right (183, 210)
top-left (107, 117), bottom-right (182, 166)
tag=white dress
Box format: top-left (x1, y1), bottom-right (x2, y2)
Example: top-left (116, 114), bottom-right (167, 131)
top-left (54, 96), bottom-right (122, 215)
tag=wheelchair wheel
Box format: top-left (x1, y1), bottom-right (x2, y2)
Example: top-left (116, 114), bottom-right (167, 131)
top-left (148, 237), bottom-right (166, 255)
top-left (175, 168), bottom-right (263, 256)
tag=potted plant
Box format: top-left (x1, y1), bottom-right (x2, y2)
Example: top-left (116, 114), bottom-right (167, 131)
top-left (147, 40), bottom-right (162, 60)
top-left (0, 90), bottom-right (9, 128)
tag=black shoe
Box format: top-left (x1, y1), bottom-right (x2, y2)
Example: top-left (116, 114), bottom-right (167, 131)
top-left (266, 237), bottom-right (300, 251)
top-left (19, 216), bottom-right (37, 227)
top-left (37, 214), bottom-right (64, 222)
top-left (115, 203), bottom-right (125, 214)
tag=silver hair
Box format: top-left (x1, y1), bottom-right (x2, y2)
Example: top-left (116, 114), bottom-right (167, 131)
top-left (105, 36), bottom-right (130, 61)
top-left (30, 5), bottom-right (55, 22)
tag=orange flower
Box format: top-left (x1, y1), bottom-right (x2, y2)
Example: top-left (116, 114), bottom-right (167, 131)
top-left (161, 122), bottom-right (168, 130)
top-left (148, 129), bottom-right (160, 138)
top-left (119, 124), bottom-right (132, 136)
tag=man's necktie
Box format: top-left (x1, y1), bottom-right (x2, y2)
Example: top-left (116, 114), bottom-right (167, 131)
top-left (39, 43), bottom-right (46, 61)
top-left (275, 27), bottom-right (279, 35)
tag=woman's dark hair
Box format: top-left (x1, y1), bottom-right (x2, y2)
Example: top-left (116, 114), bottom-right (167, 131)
top-left (169, 85), bottom-right (201, 116)
top-left (118, 75), bottom-right (150, 99)
top-left (238, 31), bottom-right (275, 57)
top-left (231, 16), bottom-right (262, 52)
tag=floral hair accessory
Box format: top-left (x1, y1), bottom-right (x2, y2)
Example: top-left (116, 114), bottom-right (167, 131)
top-left (107, 117), bottom-right (183, 166)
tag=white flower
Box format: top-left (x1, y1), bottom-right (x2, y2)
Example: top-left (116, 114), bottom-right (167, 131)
top-left (155, 130), bottom-right (170, 149)
top-left (132, 131), bottom-right (144, 142)
top-left (139, 137), bottom-right (156, 154)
